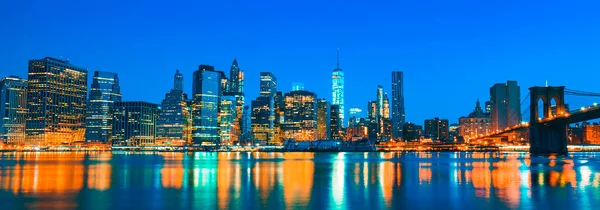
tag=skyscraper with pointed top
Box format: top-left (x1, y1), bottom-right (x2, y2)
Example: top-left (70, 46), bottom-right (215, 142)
top-left (226, 58), bottom-right (246, 144)
top-left (332, 49), bottom-right (345, 127)
top-left (228, 58), bottom-right (244, 94)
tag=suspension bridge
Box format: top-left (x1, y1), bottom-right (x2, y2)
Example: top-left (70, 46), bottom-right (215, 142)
top-left (473, 86), bottom-right (600, 155)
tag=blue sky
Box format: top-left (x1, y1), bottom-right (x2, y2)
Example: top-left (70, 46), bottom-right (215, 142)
top-left (1, 0), bottom-right (599, 124)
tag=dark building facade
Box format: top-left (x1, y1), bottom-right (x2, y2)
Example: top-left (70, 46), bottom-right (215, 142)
top-left (156, 70), bottom-right (191, 144)
top-left (251, 96), bottom-right (274, 144)
top-left (391, 71), bottom-right (405, 140)
top-left (329, 104), bottom-right (342, 140)
top-left (316, 99), bottom-right (329, 140)
top-left (403, 122), bottom-right (421, 142)
top-left (26, 57), bottom-right (88, 145)
top-left (85, 71), bottom-right (121, 143)
top-left (192, 65), bottom-right (223, 146)
top-left (112, 101), bottom-right (159, 146)
top-left (424, 117), bottom-right (449, 141)
top-left (0, 76), bottom-right (27, 144)
top-left (490, 81), bottom-right (521, 132)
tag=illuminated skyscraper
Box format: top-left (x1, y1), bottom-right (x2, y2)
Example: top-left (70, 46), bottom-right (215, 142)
top-left (156, 70), bottom-right (191, 144)
top-left (329, 104), bottom-right (343, 140)
top-left (219, 94), bottom-right (236, 145)
top-left (392, 71), bottom-right (405, 140)
top-left (348, 108), bottom-right (363, 126)
top-left (85, 71), bottom-right (121, 143)
top-left (260, 72), bottom-right (277, 97)
top-left (251, 96), bottom-right (274, 144)
top-left (376, 85), bottom-right (384, 138)
top-left (332, 49), bottom-right (345, 126)
top-left (192, 64), bottom-right (223, 146)
top-left (283, 90), bottom-right (317, 141)
top-left (26, 57), bottom-right (88, 145)
top-left (316, 99), bottom-right (329, 139)
top-left (0, 76), bottom-right (27, 145)
top-left (228, 58), bottom-right (244, 94)
top-left (112, 101), bottom-right (159, 146)
top-left (383, 93), bottom-right (390, 119)
top-left (226, 58), bottom-right (245, 145)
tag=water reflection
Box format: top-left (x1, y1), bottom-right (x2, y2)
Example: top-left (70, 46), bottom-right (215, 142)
top-left (1, 152), bottom-right (600, 209)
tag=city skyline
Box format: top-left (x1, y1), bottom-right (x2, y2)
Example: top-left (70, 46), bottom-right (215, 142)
top-left (2, 0), bottom-right (600, 124)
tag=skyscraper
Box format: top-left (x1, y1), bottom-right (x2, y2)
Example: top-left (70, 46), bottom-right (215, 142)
top-left (112, 101), bottom-right (159, 146)
top-left (283, 90), bottom-right (317, 141)
top-left (0, 76), bottom-right (27, 145)
top-left (26, 57), bottom-right (88, 145)
top-left (392, 71), bottom-right (405, 140)
top-left (228, 58), bottom-right (244, 93)
top-left (348, 108), bottom-right (363, 126)
top-left (260, 72), bottom-right (277, 97)
top-left (219, 94), bottom-right (236, 145)
top-left (192, 64), bottom-right (223, 146)
top-left (329, 104), bottom-right (343, 140)
top-left (316, 99), bottom-right (329, 140)
top-left (226, 58), bottom-right (245, 145)
top-left (376, 85), bottom-right (384, 139)
top-left (490, 80), bottom-right (521, 132)
top-left (332, 49), bottom-right (345, 127)
top-left (251, 96), bottom-right (274, 144)
top-left (85, 71), bottom-right (121, 143)
top-left (156, 70), bottom-right (191, 145)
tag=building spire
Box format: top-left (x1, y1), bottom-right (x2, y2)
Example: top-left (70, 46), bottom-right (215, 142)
top-left (336, 48), bottom-right (340, 69)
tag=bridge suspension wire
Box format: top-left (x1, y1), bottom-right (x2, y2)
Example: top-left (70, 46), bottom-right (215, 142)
top-left (565, 88), bottom-right (600, 97)
top-left (508, 92), bottom-right (530, 125)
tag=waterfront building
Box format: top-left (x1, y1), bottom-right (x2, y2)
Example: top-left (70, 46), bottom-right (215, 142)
top-left (490, 80), bottom-right (521, 132)
top-left (26, 57), bottom-right (88, 145)
top-left (0, 76), bottom-right (27, 144)
top-left (332, 49), bottom-right (345, 126)
top-left (156, 70), bottom-right (191, 145)
top-left (346, 118), bottom-right (369, 141)
top-left (191, 64), bottom-right (223, 146)
top-left (112, 101), bottom-right (159, 146)
top-left (219, 94), bottom-right (236, 145)
top-left (348, 108), bottom-right (363, 126)
top-left (251, 96), bottom-right (274, 144)
top-left (449, 123), bottom-right (460, 143)
top-left (329, 104), bottom-right (343, 140)
top-left (376, 85), bottom-right (384, 139)
top-left (459, 99), bottom-right (491, 142)
top-left (402, 122), bottom-right (421, 142)
top-left (316, 99), bottom-right (329, 140)
top-left (283, 90), bottom-right (317, 141)
top-left (382, 118), bottom-right (392, 141)
top-left (85, 71), bottom-right (121, 143)
top-left (424, 117), bottom-right (449, 141)
top-left (584, 123), bottom-right (600, 144)
top-left (391, 71), bottom-right (405, 140)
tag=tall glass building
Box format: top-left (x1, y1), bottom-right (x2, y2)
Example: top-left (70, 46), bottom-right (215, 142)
top-left (331, 49), bottom-right (345, 126)
top-left (283, 90), bottom-right (317, 141)
top-left (156, 70), bottom-right (191, 144)
top-left (348, 108), bottom-right (363, 126)
top-left (251, 96), bottom-right (274, 144)
top-left (85, 71), bottom-right (121, 143)
top-left (392, 71), bottom-right (405, 140)
top-left (219, 94), bottom-right (236, 145)
top-left (228, 58), bottom-right (244, 94)
top-left (316, 99), bottom-right (329, 140)
top-left (329, 104), bottom-right (343, 140)
top-left (192, 65), bottom-right (223, 146)
top-left (112, 101), bottom-right (159, 146)
top-left (260, 72), bottom-right (277, 97)
top-left (376, 85), bottom-right (384, 138)
top-left (0, 76), bottom-right (27, 145)
top-left (226, 58), bottom-right (245, 145)
top-left (26, 57), bottom-right (88, 145)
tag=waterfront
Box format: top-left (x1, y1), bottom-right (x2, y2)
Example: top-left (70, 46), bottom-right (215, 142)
top-left (1, 152), bottom-right (600, 209)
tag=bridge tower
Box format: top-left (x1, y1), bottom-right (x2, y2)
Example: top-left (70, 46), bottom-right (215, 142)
top-left (529, 86), bottom-right (568, 155)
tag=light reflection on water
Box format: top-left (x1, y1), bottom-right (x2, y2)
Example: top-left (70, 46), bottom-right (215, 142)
top-left (0, 152), bottom-right (600, 209)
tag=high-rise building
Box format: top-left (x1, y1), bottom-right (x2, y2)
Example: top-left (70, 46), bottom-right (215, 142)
top-left (0, 76), bottom-right (27, 145)
top-left (348, 108), bottom-right (363, 126)
top-left (26, 57), bottom-right (88, 145)
top-left (485, 101), bottom-right (492, 113)
top-left (424, 117), bottom-right (449, 141)
top-left (191, 64), bottom-right (223, 146)
top-left (332, 49), bottom-right (345, 127)
top-left (112, 101), bottom-right (159, 146)
top-left (329, 104), bottom-right (343, 140)
top-left (346, 118), bottom-right (369, 141)
top-left (383, 93), bottom-right (390, 119)
top-left (391, 71), bottom-right (405, 140)
top-left (316, 99), bottom-right (329, 140)
top-left (219, 94), bottom-right (236, 145)
top-left (376, 85), bottom-right (384, 139)
top-left (156, 70), bottom-right (191, 145)
top-left (85, 71), bottom-right (121, 143)
top-left (260, 72), bottom-right (277, 97)
top-left (402, 122), bottom-right (421, 142)
top-left (240, 105), bottom-right (252, 143)
top-left (283, 90), bottom-right (317, 141)
top-left (490, 81), bottom-right (521, 132)
top-left (459, 99), bottom-right (491, 142)
top-left (251, 96), bottom-right (274, 144)
top-left (228, 58), bottom-right (244, 93)
top-left (367, 101), bottom-right (377, 121)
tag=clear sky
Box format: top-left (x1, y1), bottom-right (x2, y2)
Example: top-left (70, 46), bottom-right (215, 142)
top-left (1, 0), bottom-right (599, 124)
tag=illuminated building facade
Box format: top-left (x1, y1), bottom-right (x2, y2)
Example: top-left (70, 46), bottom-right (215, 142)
top-left (459, 99), bottom-right (491, 141)
top-left (26, 57), bottom-right (88, 145)
top-left (316, 99), bottom-right (329, 140)
top-left (283, 90), bottom-right (317, 141)
top-left (346, 118), bottom-right (369, 141)
top-left (260, 72), bottom-right (276, 97)
top-left (112, 101), bottom-right (159, 146)
top-left (376, 85), bottom-right (384, 139)
top-left (85, 71), bottom-right (121, 143)
top-left (192, 65), bottom-right (223, 146)
top-left (490, 80), bottom-right (521, 131)
top-left (329, 104), bottom-right (343, 140)
top-left (227, 58), bottom-right (245, 145)
top-left (156, 70), bottom-right (191, 144)
top-left (392, 71), bottom-right (405, 140)
top-left (348, 108), bottom-right (362, 126)
top-left (583, 124), bottom-right (600, 144)
top-left (251, 96), bottom-right (274, 144)
top-left (219, 94), bottom-right (236, 145)
top-left (273, 91), bottom-right (285, 143)
top-left (227, 58), bottom-right (244, 94)
top-left (332, 49), bottom-right (345, 127)
top-left (292, 82), bottom-right (304, 91)
top-left (424, 117), bottom-right (449, 141)
top-left (0, 76), bottom-right (27, 144)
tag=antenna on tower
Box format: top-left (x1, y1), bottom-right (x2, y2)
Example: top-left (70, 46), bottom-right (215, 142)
top-left (336, 48), bottom-right (340, 69)
top-left (546, 80), bottom-right (548, 87)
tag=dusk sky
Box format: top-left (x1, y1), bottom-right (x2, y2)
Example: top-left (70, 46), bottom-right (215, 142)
top-left (1, 0), bottom-right (599, 124)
